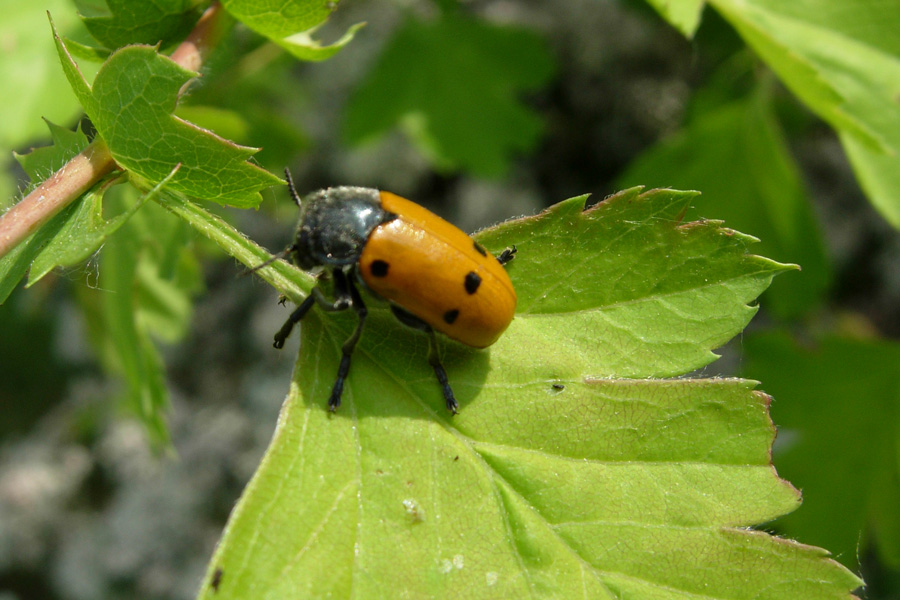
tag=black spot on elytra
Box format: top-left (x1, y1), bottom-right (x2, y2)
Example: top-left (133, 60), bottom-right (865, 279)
top-left (473, 241), bottom-right (487, 257)
top-left (443, 309), bottom-right (459, 325)
top-left (370, 260), bottom-right (389, 277)
top-left (464, 272), bottom-right (481, 294)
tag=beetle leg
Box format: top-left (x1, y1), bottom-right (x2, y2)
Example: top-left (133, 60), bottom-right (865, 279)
top-left (328, 276), bottom-right (367, 412)
top-left (496, 245), bottom-right (517, 266)
top-left (427, 329), bottom-right (458, 415)
top-left (390, 305), bottom-right (458, 415)
top-left (273, 270), bottom-right (352, 349)
top-left (274, 294), bottom-right (316, 349)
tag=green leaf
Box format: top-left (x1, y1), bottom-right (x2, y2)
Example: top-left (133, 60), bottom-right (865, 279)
top-left (76, 190), bottom-right (203, 447)
top-left (98, 207), bottom-right (173, 447)
top-left (24, 178), bottom-right (124, 285)
top-left (197, 189), bottom-right (859, 598)
top-left (706, 0), bottom-right (900, 228)
top-left (14, 119), bottom-right (90, 181)
top-left (153, 191), bottom-right (312, 302)
top-left (744, 331), bottom-right (900, 569)
top-left (1, 121), bottom-right (95, 304)
top-left (58, 35), bottom-right (111, 63)
top-left (75, 0), bottom-right (202, 49)
top-left (25, 164), bottom-right (181, 286)
top-left (0, 201), bottom-right (71, 304)
top-left (344, 15), bottom-right (554, 177)
top-left (52, 21), bottom-right (282, 208)
top-left (220, 0), bottom-right (363, 61)
top-left (617, 86), bottom-right (830, 319)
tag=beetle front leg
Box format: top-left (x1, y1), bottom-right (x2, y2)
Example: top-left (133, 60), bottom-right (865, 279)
top-left (273, 270), bottom-right (353, 349)
top-left (274, 294), bottom-right (316, 349)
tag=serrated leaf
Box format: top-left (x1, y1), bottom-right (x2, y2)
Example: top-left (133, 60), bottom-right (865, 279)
top-left (51, 21), bottom-right (282, 208)
top-left (705, 0), bottom-right (900, 228)
top-left (76, 0), bottom-right (201, 49)
top-left (745, 331), bottom-right (900, 569)
top-left (221, 0), bottom-right (362, 61)
top-left (344, 15), bottom-right (554, 177)
top-left (617, 88), bottom-right (830, 318)
top-left (14, 119), bottom-right (90, 181)
top-left (197, 189), bottom-right (859, 598)
top-left (1, 119), bottom-right (96, 300)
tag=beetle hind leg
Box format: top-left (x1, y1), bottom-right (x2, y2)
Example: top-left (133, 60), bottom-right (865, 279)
top-left (427, 330), bottom-right (458, 415)
top-left (390, 306), bottom-right (458, 415)
top-left (496, 245), bottom-right (517, 266)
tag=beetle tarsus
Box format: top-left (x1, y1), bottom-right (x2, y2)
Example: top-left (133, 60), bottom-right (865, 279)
top-left (329, 353), bottom-right (351, 411)
top-left (496, 245), bottom-right (517, 266)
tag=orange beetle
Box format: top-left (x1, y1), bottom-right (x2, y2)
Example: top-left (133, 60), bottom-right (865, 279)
top-left (267, 170), bottom-right (516, 414)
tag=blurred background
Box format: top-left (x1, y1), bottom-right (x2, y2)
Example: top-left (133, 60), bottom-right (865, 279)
top-left (1, 0), bottom-right (898, 598)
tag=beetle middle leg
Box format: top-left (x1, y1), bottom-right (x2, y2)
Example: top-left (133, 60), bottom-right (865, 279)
top-left (390, 305), bottom-right (459, 415)
top-left (273, 269), bottom-right (353, 349)
top-left (328, 276), bottom-right (367, 411)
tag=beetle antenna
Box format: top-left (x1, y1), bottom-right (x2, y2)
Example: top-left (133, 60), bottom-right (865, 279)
top-left (284, 168), bottom-right (301, 208)
top-left (240, 244), bottom-right (296, 277)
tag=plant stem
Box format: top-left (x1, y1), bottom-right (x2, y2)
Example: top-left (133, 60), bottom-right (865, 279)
top-left (0, 1), bottom-right (229, 260)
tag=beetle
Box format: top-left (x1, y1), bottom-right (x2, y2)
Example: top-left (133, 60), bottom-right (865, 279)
top-left (258, 169), bottom-right (517, 414)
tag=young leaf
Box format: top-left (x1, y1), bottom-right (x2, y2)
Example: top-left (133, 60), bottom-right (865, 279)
top-left (745, 331), bottom-right (900, 569)
top-left (220, 0), bottom-right (363, 61)
top-left (14, 119), bottom-right (91, 179)
top-left (51, 21), bottom-right (282, 208)
top-left (0, 120), bottom-right (95, 303)
top-left (344, 15), bottom-right (554, 177)
top-left (197, 189), bottom-right (860, 598)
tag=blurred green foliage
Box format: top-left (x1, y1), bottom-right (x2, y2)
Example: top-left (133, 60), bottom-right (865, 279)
top-left (344, 13), bottom-right (554, 176)
top-left (745, 331), bottom-right (900, 570)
